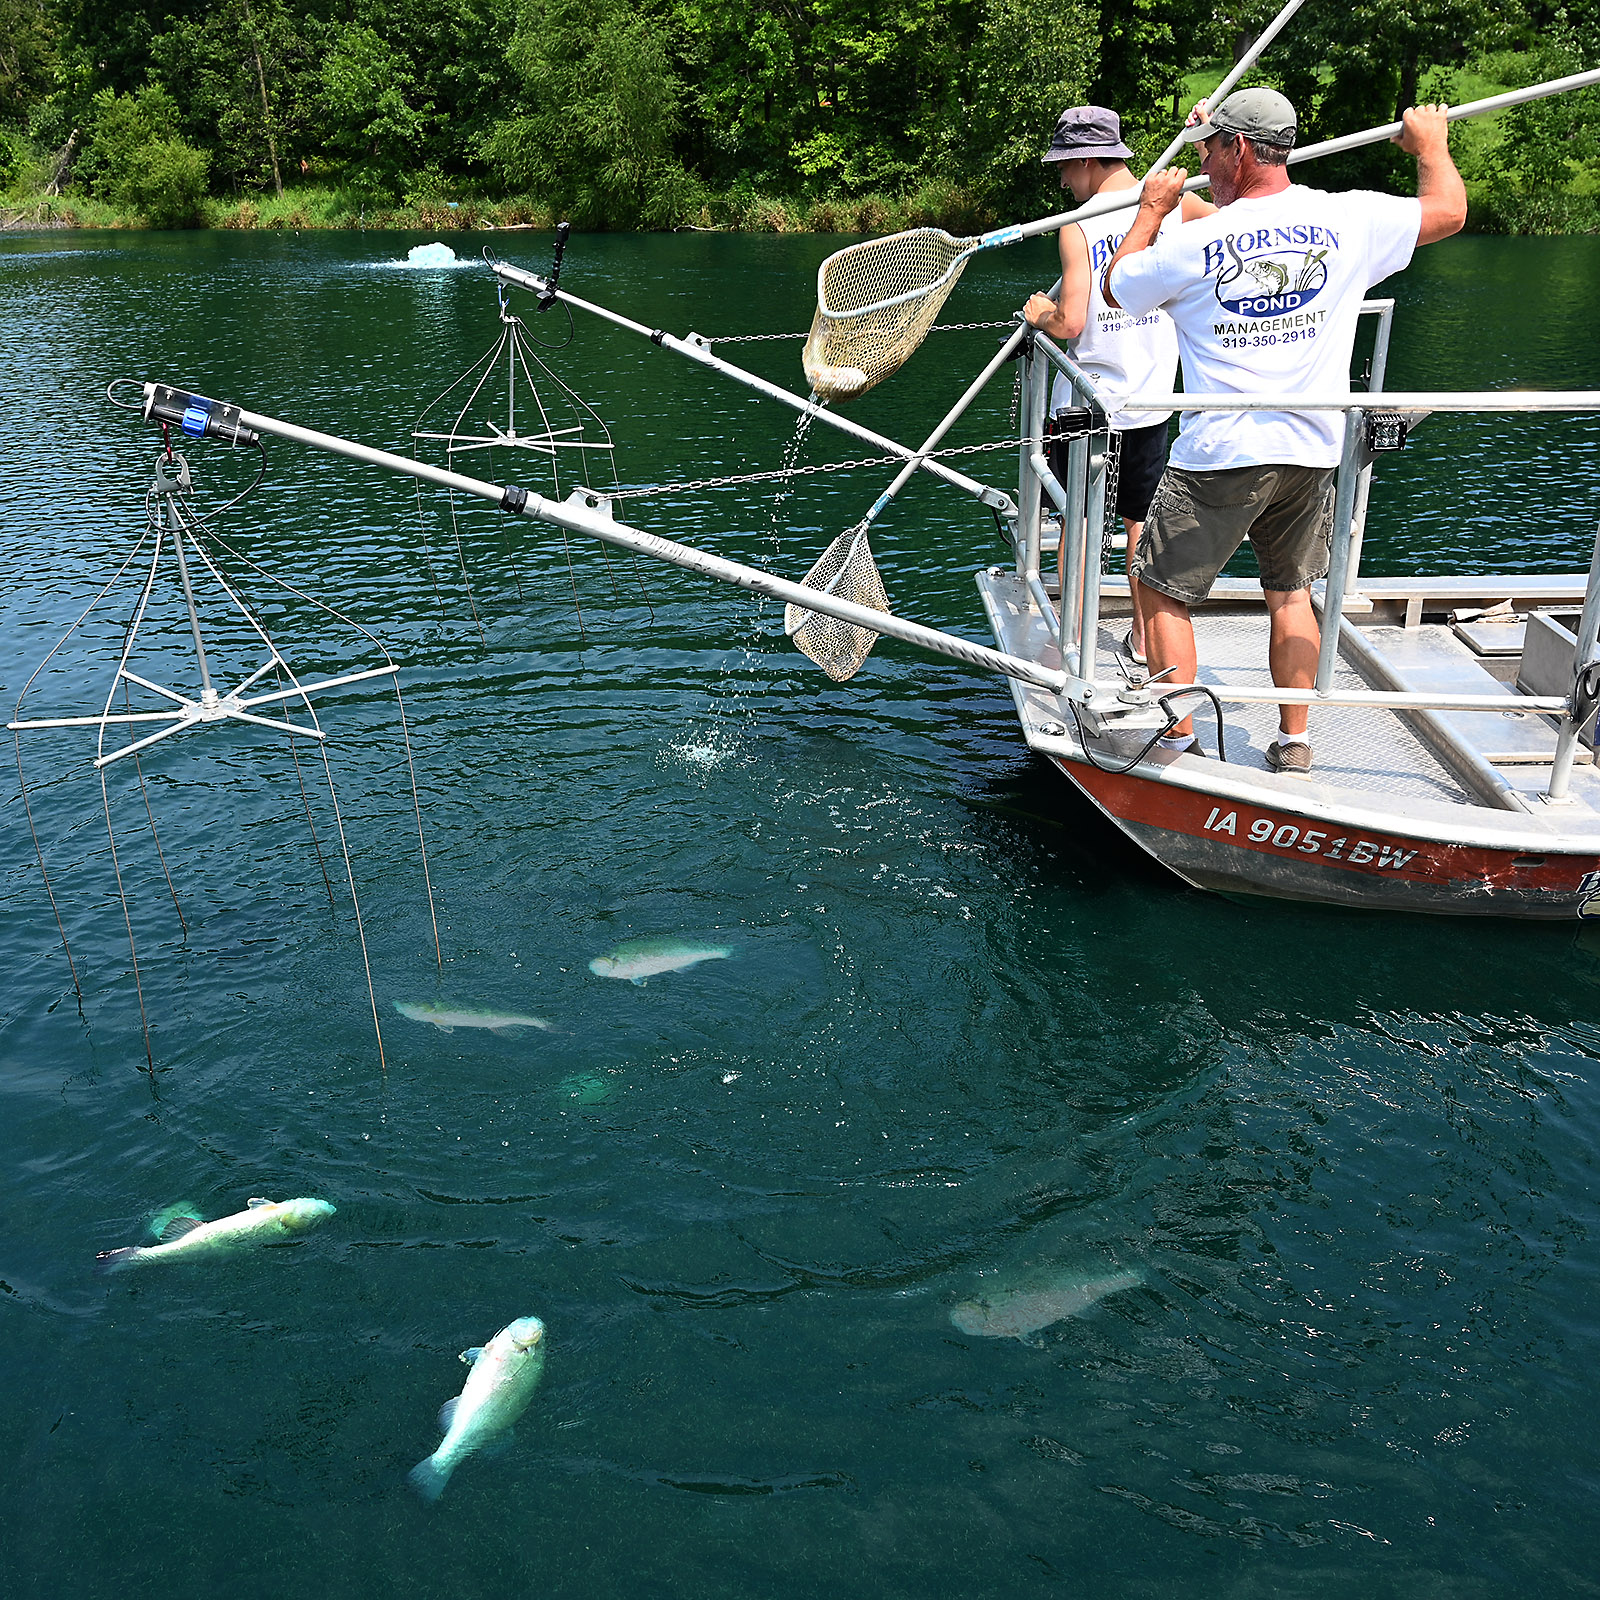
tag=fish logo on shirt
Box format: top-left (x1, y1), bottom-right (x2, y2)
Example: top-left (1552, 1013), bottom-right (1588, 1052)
top-left (1204, 225), bottom-right (1336, 318)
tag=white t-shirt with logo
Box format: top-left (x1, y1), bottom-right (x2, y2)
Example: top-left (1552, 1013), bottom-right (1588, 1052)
top-left (1050, 206), bottom-right (1181, 432)
top-left (1107, 185), bottom-right (1421, 470)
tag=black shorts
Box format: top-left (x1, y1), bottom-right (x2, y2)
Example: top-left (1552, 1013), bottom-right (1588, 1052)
top-left (1113, 419), bottom-right (1170, 523)
top-left (1047, 418), bottom-right (1170, 526)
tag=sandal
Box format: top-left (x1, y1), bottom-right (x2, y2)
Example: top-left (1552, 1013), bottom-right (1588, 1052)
top-left (1121, 626), bottom-right (1147, 667)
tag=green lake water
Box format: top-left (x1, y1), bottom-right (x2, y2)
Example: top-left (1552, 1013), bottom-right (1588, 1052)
top-left (3, 228), bottom-right (1600, 1599)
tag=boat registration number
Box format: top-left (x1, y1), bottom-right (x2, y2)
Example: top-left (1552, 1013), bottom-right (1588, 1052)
top-left (1201, 806), bottom-right (1419, 870)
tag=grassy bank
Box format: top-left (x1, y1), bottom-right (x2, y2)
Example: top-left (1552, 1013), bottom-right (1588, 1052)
top-left (0, 177), bottom-right (1004, 236)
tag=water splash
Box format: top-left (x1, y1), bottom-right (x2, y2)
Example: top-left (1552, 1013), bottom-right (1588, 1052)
top-left (658, 728), bottom-right (743, 776)
top-left (374, 242), bottom-right (473, 270)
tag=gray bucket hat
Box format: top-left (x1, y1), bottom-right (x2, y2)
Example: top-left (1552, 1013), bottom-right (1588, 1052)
top-left (1183, 87), bottom-right (1297, 147)
top-left (1042, 106), bottom-right (1135, 164)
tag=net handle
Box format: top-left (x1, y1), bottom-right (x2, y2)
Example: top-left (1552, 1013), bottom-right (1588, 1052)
top-left (990, 65), bottom-right (1600, 252)
top-left (1145, 0), bottom-right (1311, 179)
top-left (814, 229), bottom-right (978, 320)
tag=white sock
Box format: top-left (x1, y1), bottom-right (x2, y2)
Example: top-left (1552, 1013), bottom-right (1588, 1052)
top-left (1274, 728), bottom-right (1306, 748)
top-left (1158, 732), bottom-right (1196, 752)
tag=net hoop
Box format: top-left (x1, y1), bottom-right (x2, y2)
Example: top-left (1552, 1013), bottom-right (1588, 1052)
top-left (784, 521), bottom-right (891, 683)
top-left (803, 229), bottom-right (980, 403)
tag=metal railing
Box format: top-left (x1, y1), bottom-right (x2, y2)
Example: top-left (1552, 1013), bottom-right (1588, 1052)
top-left (1012, 316), bottom-right (1600, 804)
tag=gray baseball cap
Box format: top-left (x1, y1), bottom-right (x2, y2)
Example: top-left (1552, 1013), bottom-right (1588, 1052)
top-left (1042, 106), bottom-right (1135, 164)
top-left (1183, 87), bottom-right (1297, 147)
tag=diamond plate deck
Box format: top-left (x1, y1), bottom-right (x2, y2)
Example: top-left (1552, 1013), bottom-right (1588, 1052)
top-left (1096, 610), bottom-right (1478, 807)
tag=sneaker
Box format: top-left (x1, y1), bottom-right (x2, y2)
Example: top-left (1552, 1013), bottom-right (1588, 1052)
top-left (1265, 739), bottom-right (1312, 776)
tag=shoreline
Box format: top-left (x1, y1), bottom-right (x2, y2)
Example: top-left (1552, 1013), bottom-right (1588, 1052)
top-left (1, 179), bottom-right (1593, 239)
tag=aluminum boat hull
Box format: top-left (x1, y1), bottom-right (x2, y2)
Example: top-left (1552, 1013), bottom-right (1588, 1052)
top-left (1053, 750), bottom-right (1600, 919)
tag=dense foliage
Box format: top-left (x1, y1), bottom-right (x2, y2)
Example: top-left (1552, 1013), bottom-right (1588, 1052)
top-left (0, 0), bottom-right (1596, 229)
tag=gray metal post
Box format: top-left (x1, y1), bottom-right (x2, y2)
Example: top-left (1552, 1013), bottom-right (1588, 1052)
top-left (1314, 410), bottom-right (1366, 694)
top-left (1346, 299), bottom-right (1394, 587)
top-left (1018, 348), bottom-right (1048, 579)
top-left (168, 524), bottom-right (217, 707)
top-left (1547, 518), bottom-right (1600, 801)
top-left (1058, 432), bottom-right (1087, 667)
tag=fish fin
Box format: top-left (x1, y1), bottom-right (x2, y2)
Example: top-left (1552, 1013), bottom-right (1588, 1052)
top-left (487, 1025), bottom-right (523, 1038)
top-left (94, 1247), bottom-right (137, 1276)
top-left (437, 1024), bottom-right (455, 1034)
top-left (458, 1347), bottom-right (484, 1366)
top-left (476, 1428), bottom-right (514, 1460)
top-left (630, 976), bottom-right (648, 987)
top-left (155, 1215), bottom-right (203, 1243)
top-left (247, 1197), bottom-right (273, 1209)
top-left (146, 1203), bottom-right (202, 1242)
top-left (437, 1396), bottom-right (460, 1432)
top-left (408, 1456), bottom-right (450, 1503)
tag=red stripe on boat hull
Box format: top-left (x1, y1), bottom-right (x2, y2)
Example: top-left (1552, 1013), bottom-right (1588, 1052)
top-left (1051, 756), bottom-right (1600, 919)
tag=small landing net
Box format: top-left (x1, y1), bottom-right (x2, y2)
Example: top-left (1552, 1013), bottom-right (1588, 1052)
top-left (803, 229), bottom-right (979, 402)
top-left (784, 521), bottom-right (891, 682)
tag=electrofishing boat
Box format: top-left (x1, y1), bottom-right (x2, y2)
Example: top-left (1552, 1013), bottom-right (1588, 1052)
top-left (101, 252), bottom-right (1599, 923)
top-left (979, 301), bottom-right (1600, 919)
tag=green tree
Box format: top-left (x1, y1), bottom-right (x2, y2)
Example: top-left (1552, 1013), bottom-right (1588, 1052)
top-left (50, 0), bottom-right (175, 97)
top-left (1271, 0), bottom-right (1512, 188)
top-left (1091, 0), bottom-right (1216, 160)
top-left (119, 135), bottom-right (211, 224)
top-left (673, 0), bottom-right (979, 196)
top-left (151, 0), bottom-right (324, 195)
top-left (0, 0), bottom-right (60, 128)
top-left (1473, 14), bottom-right (1600, 230)
top-left (320, 22), bottom-right (434, 193)
top-left (953, 0), bottom-right (1099, 216)
top-left (77, 84), bottom-right (210, 222)
top-left (486, 0), bottom-right (701, 226)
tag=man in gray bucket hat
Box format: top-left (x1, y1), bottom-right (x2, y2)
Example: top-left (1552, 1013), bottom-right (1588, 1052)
top-left (1024, 107), bottom-right (1214, 665)
top-left (1100, 89), bottom-right (1466, 772)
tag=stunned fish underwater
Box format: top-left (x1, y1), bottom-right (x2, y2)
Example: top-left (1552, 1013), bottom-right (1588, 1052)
top-left (393, 1001), bottom-right (552, 1036)
top-left (588, 936), bottom-right (733, 985)
top-left (95, 1197), bottom-right (336, 1274)
top-left (409, 1315), bottom-right (547, 1502)
top-left (950, 1267), bottom-right (1144, 1343)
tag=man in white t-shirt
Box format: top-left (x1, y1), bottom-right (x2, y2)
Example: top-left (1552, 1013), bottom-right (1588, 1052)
top-left (1023, 105), bottom-right (1215, 664)
top-left (1101, 89), bottom-right (1466, 772)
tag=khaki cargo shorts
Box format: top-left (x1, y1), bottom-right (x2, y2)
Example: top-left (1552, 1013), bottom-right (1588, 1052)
top-left (1134, 463), bottom-right (1335, 605)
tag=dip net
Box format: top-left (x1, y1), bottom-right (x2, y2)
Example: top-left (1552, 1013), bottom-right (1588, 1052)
top-left (784, 520), bottom-right (891, 682)
top-left (803, 229), bottom-right (979, 403)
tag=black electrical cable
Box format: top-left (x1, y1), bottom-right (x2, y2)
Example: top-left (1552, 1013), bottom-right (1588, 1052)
top-left (1574, 658), bottom-right (1600, 732)
top-left (515, 302), bottom-right (575, 351)
top-left (1067, 682), bottom-right (1228, 775)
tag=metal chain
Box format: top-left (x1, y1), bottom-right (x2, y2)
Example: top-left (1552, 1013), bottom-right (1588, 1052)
top-left (609, 434), bottom-right (1043, 502)
top-left (1101, 432), bottom-right (1123, 557)
top-left (705, 319), bottom-right (1016, 344)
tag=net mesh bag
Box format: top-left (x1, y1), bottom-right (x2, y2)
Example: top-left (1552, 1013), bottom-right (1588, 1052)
top-left (803, 229), bottom-right (979, 403)
top-left (784, 521), bottom-right (892, 682)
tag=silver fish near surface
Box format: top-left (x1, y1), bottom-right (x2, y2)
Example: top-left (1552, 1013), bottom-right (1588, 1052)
top-left (587, 936), bottom-right (734, 985)
top-left (409, 1315), bottom-right (547, 1502)
top-left (95, 1197), bottom-right (336, 1274)
top-left (393, 1001), bottom-right (552, 1036)
top-left (950, 1267), bottom-right (1144, 1343)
